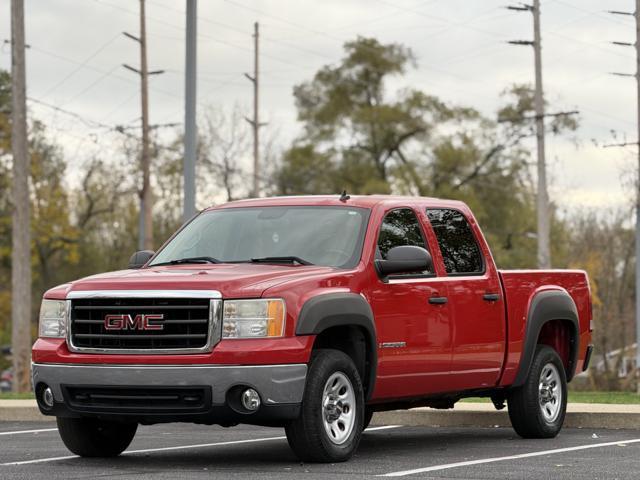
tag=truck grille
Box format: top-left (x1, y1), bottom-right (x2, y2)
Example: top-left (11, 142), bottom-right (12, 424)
top-left (69, 297), bottom-right (218, 353)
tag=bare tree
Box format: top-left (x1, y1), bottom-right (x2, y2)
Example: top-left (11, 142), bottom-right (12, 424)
top-left (198, 105), bottom-right (252, 202)
top-left (566, 209), bottom-right (635, 390)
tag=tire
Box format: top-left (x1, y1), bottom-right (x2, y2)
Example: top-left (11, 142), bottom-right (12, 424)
top-left (363, 407), bottom-right (374, 430)
top-left (57, 417), bottom-right (137, 457)
top-left (285, 349), bottom-right (364, 463)
top-left (507, 345), bottom-right (568, 438)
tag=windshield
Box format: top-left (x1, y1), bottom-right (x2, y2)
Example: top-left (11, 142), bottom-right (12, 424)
top-left (149, 206), bottom-right (370, 269)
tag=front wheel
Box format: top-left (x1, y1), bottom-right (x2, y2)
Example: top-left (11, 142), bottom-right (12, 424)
top-left (507, 345), bottom-right (568, 438)
top-left (57, 417), bottom-right (137, 457)
top-left (285, 349), bottom-right (364, 463)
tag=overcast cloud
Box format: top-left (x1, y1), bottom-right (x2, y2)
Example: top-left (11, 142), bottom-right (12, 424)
top-left (0, 0), bottom-right (636, 212)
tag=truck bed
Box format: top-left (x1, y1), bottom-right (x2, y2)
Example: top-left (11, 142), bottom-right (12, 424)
top-left (498, 269), bottom-right (591, 387)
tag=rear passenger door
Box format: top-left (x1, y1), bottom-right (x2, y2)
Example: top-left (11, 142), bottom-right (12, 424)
top-left (369, 208), bottom-right (453, 399)
top-left (425, 208), bottom-right (505, 391)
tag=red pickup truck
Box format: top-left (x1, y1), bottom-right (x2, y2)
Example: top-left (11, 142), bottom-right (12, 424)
top-left (32, 195), bottom-right (592, 462)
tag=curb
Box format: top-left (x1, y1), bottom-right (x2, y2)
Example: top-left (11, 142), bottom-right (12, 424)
top-left (2, 401), bottom-right (640, 429)
top-left (372, 409), bottom-right (640, 430)
top-left (0, 401), bottom-right (51, 422)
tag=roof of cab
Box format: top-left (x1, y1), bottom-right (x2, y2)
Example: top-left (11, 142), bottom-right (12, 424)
top-left (205, 194), bottom-right (469, 211)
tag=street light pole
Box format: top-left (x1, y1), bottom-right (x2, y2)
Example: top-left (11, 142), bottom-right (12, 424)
top-left (183, 0), bottom-right (197, 221)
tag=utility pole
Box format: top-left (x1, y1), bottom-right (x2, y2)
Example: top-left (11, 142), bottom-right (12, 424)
top-left (183, 0), bottom-right (197, 222)
top-left (608, 1), bottom-right (640, 392)
top-left (507, 0), bottom-right (550, 268)
top-left (245, 22), bottom-right (266, 198)
top-left (123, 0), bottom-right (164, 251)
top-left (531, 0), bottom-right (550, 270)
top-left (10, 0), bottom-right (31, 393)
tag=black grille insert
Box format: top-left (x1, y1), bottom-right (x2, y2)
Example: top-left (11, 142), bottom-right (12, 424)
top-left (63, 385), bottom-right (211, 413)
top-left (70, 297), bottom-right (211, 351)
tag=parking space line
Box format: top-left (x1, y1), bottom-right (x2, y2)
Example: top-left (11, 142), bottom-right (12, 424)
top-left (0, 428), bottom-right (57, 436)
top-left (1, 424), bottom-right (400, 466)
top-left (1, 436), bottom-right (288, 466)
top-left (1, 454), bottom-right (78, 466)
top-left (379, 437), bottom-right (640, 477)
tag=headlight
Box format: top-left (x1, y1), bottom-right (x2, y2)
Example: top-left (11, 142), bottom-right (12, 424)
top-left (38, 299), bottom-right (68, 338)
top-left (222, 299), bottom-right (285, 339)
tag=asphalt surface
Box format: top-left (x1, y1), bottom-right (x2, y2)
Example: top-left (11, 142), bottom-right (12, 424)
top-left (1, 421), bottom-right (639, 479)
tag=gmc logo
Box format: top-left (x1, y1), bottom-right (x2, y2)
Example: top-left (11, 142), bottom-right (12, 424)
top-left (104, 314), bottom-right (164, 331)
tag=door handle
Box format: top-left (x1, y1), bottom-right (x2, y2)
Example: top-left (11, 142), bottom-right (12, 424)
top-left (483, 293), bottom-right (500, 302)
top-left (429, 296), bottom-right (448, 305)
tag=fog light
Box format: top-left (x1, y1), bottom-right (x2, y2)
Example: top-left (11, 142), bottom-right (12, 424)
top-left (241, 388), bottom-right (260, 411)
top-left (42, 386), bottom-right (54, 408)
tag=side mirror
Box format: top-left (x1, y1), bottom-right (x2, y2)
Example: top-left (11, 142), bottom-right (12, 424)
top-left (128, 250), bottom-right (155, 269)
top-left (375, 245), bottom-right (433, 277)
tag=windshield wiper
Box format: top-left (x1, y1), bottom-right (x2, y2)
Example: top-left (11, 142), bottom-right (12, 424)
top-left (250, 256), bottom-right (314, 266)
top-left (152, 256), bottom-right (222, 266)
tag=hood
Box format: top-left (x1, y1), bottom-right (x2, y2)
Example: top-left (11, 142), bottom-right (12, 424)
top-left (63, 263), bottom-right (336, 298)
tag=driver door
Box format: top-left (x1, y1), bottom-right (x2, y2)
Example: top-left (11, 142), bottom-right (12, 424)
top-left (369, 207), bottom-right (453, 399)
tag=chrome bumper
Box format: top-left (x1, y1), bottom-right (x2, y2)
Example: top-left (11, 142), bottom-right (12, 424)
top-left (32, 362), bottom-right (307, 406)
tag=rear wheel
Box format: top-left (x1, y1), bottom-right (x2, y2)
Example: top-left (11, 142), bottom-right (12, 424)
top-left (285, 349), bottom-right (364, 462)
top-left (507, 345), bottom-right (567, 438)
top-left (57, 417), bottom-right (137, 457)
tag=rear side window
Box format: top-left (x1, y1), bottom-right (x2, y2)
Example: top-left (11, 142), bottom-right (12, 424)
top-left (426, 209), bottom-right (483, 274)
top-left (377, 208), bottom-right (427, 259)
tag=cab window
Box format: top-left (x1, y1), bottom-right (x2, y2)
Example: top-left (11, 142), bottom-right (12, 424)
top-left (426, 208), bottom-right (484, 274)
top-left (377, 208), bottom-right (432, 275)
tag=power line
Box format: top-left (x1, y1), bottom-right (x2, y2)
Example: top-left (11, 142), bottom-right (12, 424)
top-left (29, 43), bottom-right (181, 99)
top-left (318, 0), bottom-right (442, 33)
top-left (555, 0), bottom-right (634, 27)
top-left (374, 0), bottom-right (510, 41)
top-left (98, 90), bottom-right (140, 123)
top-left (222, 0), bottom-right (508, 43)
top-left (26, 96), bottom-right (178, 147)
top-left (95, 0), bottom-right (516, 99)
top-left (546, 30), bottom-right (635, 62)
top-left (148, 0), bottom-right (335, 61)
top-left (215, 0), bottom-right (515, 89)
top-left (93, 0), bottom-right (316, 70)
top-left (38, 32), bottom-right (122, 99)
top-left (60, 64), bottom-right (121, 107)
top-left (27, 96), bottom-right (113, 130)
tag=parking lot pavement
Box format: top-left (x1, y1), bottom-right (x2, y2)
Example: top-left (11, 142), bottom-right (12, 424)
top-left (1, 422), bottom-right (639, 479)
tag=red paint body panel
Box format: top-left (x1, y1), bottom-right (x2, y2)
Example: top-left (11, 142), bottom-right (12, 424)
top-left (34, 195), bottom-right (592, 402)
top-left (57, 263), bottom-right (337, 301)
top-left (497, 270), bottom-right (592, 386)
top-left (367, 272), bottom-right (454, 398)
top-left (32, 336), bottom-right (315, 365)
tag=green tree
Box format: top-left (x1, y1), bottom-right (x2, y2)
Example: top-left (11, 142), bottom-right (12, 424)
top-left (277, 37), bottom-right (578, 269)
top-left (280, 37), bottom-right (460, 193)
top-left (0, 71), bottom-right (82, 362)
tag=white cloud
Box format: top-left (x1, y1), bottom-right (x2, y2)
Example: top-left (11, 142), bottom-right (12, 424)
top-left (0, 0), bottom-right (634, 211)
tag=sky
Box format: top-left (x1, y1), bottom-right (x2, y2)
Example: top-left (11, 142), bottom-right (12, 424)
top-left (0, 0), bottom-right (637, 213)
